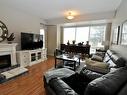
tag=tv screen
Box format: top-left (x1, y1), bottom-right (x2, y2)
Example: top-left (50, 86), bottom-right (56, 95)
top-left (21, 32), bottom-right (43, 50)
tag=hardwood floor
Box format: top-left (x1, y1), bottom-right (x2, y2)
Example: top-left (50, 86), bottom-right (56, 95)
top-left (0, 56), bottom-right (55, 95)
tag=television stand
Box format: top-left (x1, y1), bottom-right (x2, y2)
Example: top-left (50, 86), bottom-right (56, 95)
top-left (16, 48), bottom-right (47, 67)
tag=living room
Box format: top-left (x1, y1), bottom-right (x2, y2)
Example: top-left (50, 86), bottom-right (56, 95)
top-left (0, 0), bottom-right (127, 95)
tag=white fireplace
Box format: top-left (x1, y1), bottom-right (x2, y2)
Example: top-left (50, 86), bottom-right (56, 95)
top-left (0, 43), bottom-right (17, 67)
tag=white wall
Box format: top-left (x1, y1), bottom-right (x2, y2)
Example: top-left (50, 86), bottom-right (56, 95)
top-left (56, 25), bottom-right (61, 49)
top-left (0, 5), bottom-right (45, 50)
top-left (111, 0), bottom-right (127, 43)
top-left (46, 11), bottom-right (115, 25)
top-left (110, 0), bottom-right (127, 60)
top-left (47, 25), bottom-right (57, 56)
top-left (113, 0), bottom-right (127, 26)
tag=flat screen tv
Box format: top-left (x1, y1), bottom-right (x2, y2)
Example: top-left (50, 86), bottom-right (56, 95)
top-left (21, 32), bottom-right (43, 50)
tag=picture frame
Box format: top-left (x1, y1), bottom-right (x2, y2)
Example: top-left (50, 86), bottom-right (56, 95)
top-left (112, 26), bottom-right (120, 45)
top-left (121, 20), bottom-right (127, 45)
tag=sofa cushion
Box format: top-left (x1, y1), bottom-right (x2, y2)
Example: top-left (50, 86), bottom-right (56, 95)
top-left (95, 52), bottom-right (105, 58)
top-left (115, 57), bottom-right (126, 68)
top-left (103, 53), bottom-right (110, 63)
top-left (85, 67), bottom-right (127, 95)
top-left (91, 55), bottom-right (103, 62)
top-left (107, 59), bottom-right (116, 68)
top-left (111, 54), bottom-right (119, 62)
top-left (111, 54), bottom-right (126, 68)
top-left (80, 67), bottom-right (103, 81)
top-left (106, 49), bottom-right (114, 57)
top-left (103, 50), bottom-right (115, 63)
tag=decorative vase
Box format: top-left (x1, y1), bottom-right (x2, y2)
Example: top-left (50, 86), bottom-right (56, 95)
top-left (72, 40), bottom-right (76, 45)
top-left (8, 41), bottom-right (12, 44)
top-left (7, 33), bottom-right (15, 44)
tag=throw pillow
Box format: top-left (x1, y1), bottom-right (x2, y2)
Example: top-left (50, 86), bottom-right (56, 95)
top-left (96, 52), bottom-right (105, 58)
top-left (91, 54), bottom-right (103, 62)
top-left (111, 54), bottom-right (119, 62)
top-left (111, 54), bottom-right (126, 68)
top-left (103, 54), bottom-right (110, 63)
top-left (85, 59), bottom-right (110, 74)
top-left (107, 59), bottom-right (116, 68)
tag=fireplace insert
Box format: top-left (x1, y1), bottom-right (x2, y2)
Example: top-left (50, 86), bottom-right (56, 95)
top-left (0, 55), bottom-right (11, 69)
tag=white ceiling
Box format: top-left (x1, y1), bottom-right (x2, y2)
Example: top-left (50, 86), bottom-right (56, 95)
top-left (0, 0), bottom-right (122, 20)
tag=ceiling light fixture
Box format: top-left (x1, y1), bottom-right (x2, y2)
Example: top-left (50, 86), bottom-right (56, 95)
top-left (66, 12), bottom-right (74, 20)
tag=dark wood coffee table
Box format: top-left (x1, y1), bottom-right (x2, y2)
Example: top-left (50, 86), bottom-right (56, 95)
top-left (55, 54), bottom-right (80, 71)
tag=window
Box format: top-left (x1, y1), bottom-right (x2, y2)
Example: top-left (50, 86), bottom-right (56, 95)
top-left (112, 27), bottom-right (119, 44)
top-left (63, 28), bottom-right (75, 44)
top-left (89, 26), bottom-right (105, 48)
top-left (76, 27), bottom-right (89, 43)
top-left (40, 29), bottom-right (45, 48)
top-left (63, 25), bottom-right (106, 48)
top-left (121, 21), bottom-right (127, 45)
top-left (40, 29), bottom-right (44, 35)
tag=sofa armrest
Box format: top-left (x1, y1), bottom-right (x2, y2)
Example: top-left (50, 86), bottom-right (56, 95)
top-left (85, 67), bottom-right (127, 95)
top-left (49, 78), bottom-right (78, 95)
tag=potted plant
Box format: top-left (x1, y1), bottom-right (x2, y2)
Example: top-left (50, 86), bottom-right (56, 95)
top-left (72, 40), bottom-right (76, 45)
top-left (67, 40), bottom-right (70, 45)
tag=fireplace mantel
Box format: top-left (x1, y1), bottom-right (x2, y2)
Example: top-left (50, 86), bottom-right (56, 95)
top-left (0, 43), bottom-right (18, 66)
top-left (0, 43), bottom-right (17, 51)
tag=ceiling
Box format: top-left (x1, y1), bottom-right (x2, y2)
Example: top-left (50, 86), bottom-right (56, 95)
top-left (0, 0), bottom-right (122, 21)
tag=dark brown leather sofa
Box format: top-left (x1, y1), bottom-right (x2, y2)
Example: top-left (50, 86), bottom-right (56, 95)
top-left (44, 50), bottom-right (127, 95)
top-left (44, 67), bottom-right (127, 95)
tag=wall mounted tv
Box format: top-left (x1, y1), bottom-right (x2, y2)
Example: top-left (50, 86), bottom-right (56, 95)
top-left (21, 32), bottom-right (43, 50)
